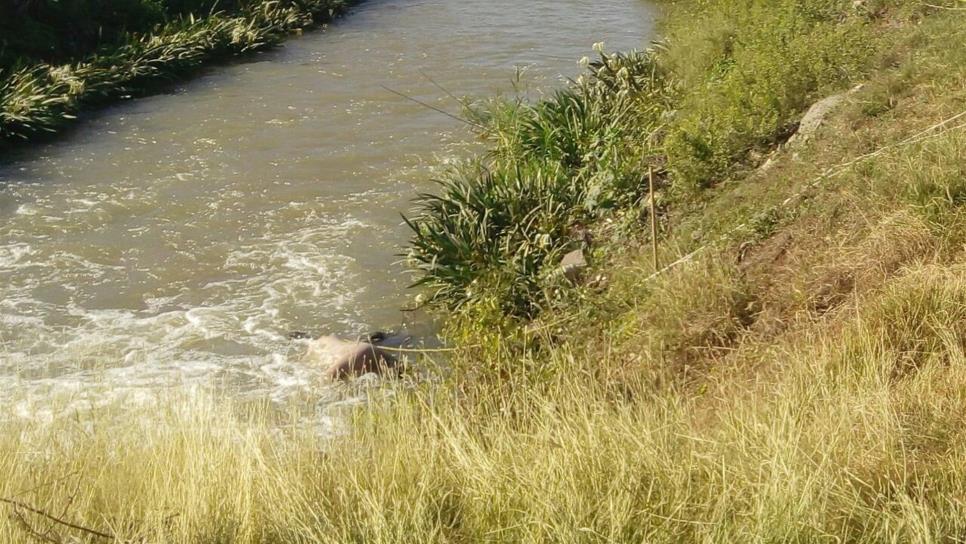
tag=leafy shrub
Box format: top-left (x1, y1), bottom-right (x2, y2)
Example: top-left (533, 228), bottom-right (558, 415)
top-left (660, 0), bottom-right (882, 191)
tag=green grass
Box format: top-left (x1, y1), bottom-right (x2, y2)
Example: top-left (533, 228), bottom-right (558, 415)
top-left (1, 0), bottom-right (965, 541)
top-left (657, 0), bottom-right (896, 190)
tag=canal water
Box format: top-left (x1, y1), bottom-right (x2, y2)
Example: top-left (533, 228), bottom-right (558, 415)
top-left (0, 0), bottom-right (656, 414)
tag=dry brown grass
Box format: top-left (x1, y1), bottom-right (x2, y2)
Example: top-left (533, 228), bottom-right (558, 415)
top-left (2, 259), bottom-right (964, 543)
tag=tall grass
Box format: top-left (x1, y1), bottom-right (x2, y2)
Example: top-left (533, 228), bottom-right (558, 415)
top-left (1, 260), bottom-right (964, 542)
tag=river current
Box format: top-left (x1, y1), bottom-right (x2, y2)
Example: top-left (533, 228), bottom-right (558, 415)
top-left (0, 0), bottom-right (656, 416)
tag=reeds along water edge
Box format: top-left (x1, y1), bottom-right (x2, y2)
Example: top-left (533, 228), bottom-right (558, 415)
top-left (0, 0), bottom-right (350, 144)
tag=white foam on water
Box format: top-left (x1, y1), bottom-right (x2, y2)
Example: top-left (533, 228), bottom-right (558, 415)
top-left (15, 203), bottom-right (39, 215)
top-left (0, 0), bottom-right (657, 427)
top-left (0, 200), bottom-right (385, 420)
top-left (0, 242), bottom-right (34, 267)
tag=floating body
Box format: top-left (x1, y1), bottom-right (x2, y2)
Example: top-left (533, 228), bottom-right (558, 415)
top-left (304, 332), bottom-right (409, 380)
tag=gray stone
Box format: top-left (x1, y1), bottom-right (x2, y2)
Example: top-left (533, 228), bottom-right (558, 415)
top-left (787, 84), bottom-right (864, 147)
top-left (560, 249), bottom-right (588, 283)
top-left (757, 85), bottom-right (864, 176)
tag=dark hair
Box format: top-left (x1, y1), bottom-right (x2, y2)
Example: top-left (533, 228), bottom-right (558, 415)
top-left (363, 331), bottom-right (388, 343)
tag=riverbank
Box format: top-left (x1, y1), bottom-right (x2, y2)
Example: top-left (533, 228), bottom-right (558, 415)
top-left (2, 0), bottom-right (965, 541)
top-left (0, 0), bottom-right (351, 146)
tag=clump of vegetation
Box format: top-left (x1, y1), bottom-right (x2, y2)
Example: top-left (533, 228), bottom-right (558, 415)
top-left (406, 49), bottom-right (672, 318)
top-left (0, 0), bottom-right (350, 144)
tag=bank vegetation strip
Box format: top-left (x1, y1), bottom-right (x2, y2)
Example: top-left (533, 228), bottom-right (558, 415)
top-left (0, 0), bottom-right (352, 145)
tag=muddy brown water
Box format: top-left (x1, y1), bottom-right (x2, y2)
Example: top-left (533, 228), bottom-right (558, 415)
top-left (0, 0), bottom-right (656, 415)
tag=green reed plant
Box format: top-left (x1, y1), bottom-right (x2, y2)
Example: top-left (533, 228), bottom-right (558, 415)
top-left (406, 161), bottom-right (576, 317)
top-left (406, 50), bottom-right (672, 318)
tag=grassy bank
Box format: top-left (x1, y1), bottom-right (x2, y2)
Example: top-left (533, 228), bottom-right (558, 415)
top-left (2, 0), bottom-right (966, 541)
top-left (404, 0), bottom-right (931, 320)
top-left (0, 0), bottom-right (350, 145)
